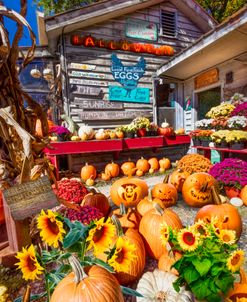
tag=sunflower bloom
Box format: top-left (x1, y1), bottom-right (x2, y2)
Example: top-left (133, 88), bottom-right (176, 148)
top-left (160, 223), bottom-right (170, 246)
top-left (37, 210), bottom-right (65, 248)
top-left (108, 237), bottom-right (137, 273)
top-left (15, 245), bottom-right (44, 281)
top-left (210, 216), bottom-right (223, 236)
top-left (227, 250), bottom-right (245, 273)
top-left (218, 229), bottom-right (236, 245)
top-left (177, 228), bottom-right (200, 252)
top-left (193, 220), bottom-right (209, 238)
top-left (86, 217), bottom-right (116, 255)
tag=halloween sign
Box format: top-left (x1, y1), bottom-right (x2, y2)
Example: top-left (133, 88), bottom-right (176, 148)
top-left (71, 35), bottom-right (174, 56)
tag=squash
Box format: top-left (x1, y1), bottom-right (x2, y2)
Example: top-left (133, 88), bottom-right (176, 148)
top-left (70, 135), bottom-right (80, 141)
top-left (111, 203), bottom-right (141, 229)
top-left (51, 256), bottom-right (124, 302)
top-left (110, 177), bottom-right (148, 207)
top-left (159, 158), bottom-right (171, 170)
top-left (226, 268), bottom-right (247, 302)
top-left (169, 169), bottom-right (190, 192)
top-left (78, 124), bottom-right (95, 140)
top-left (136, 269), bottom-right (193, 302)
top-left (158, 248), bottom-right (182, 276)
top-left (115, 130), bottom-right (124, 139)
top-left (81, 163), bottom-right (97, 181)
top-left (136, 157), bottom-right (150, 173)
top-left (148, 157), bottom-right (159, 171)
top-left (137, 191), bottom-right (164, 217)
top-left (151, 174), bottom-right (178, 208)
top-left (95, 130), bottom-right (107, 140)
top-left (195, 186), bottom-right (242, 239)
top-left (105, 161), bottom-right (120, 178)
top-left (161, 119), bottom-right (170, 128)
top-left (136, 169), bottom-right (144, 177)
top-left (121, 161), bottom-right (136, 177)
top-left (81, 189), bottom-right (110, 216)
top-left (240, 185), bottom-right (247, 206)
top-left (182, 172), bottom-right (217, 207)
top-left (101, 172), bottom-right (111, 181)
top-left (139, 203), bottom-right (182, 259)
top-left (86, 177), bottom-right (95, 186)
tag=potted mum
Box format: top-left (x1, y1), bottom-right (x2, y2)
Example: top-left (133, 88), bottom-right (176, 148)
top-left (197, 130), bottom-right (213, 147)
top-left (160, 218), bottom-right (245, 302)
top-left (124, 123), bottom-right (137, 138)
top-left (225, 130), bottom-right (247, 150)
top-left (227, 116), bottom-right (247, 130)
top-left (211, 130), bottom-right (229, 148)
top-left (189, 129), bottom-right (201, 146)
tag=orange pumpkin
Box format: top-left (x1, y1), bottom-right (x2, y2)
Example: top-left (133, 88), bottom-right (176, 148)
top-left (111, 203), bottom-right (141, 229)
top-left (182, 172), bottom-right (217, 207)
top-left (240, 185), bottom-right (247, 206)
top-left (110, 177), bottom-right (148, 207)
top-left (148, 157), bottom-right (159, 171)
top-left (137, 191), bottom-right (164, 216)
top-left (139, 203), bottom-right (182, 259)
top-left (80, 163), bottom-right (97, 181)
top-left (111, 215), bottom-right (146, 285)
top-left (120, 161), bottom-right (136, 177)
top-left (105, 161), bottom-right (120, 178)
top-left (226, 268), bottom-right (247, 301)
top-left (115, 131), bottom-right (124, 139)
top-left (51, 256), bottom-right (124, 302)
top-left (195, 186), bottom-right (242, 239)
top-left (81, 189), bottom-right (110, 216)
top-left (136, 169), bottom-right (144, 177)
top-left (159, 158), bottom-right (171, 170)
top-left (151, 175), bottom-right (178, 208)
top-left (169, 169), bottom-right (190, 192)
top-left (158, 248), bottom-right (182, 276)
top-left (136, 157), bottom-right (150, 173)
top-left (101, 172), bottom-right (111, 181)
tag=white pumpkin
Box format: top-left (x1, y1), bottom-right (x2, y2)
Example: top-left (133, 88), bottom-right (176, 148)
top-left (209, 142), bottom-right (215, 148)
top-left (136, 269), bottom-right (193, 302)
top-left (78, 124), bottom-right (95, 140)
top-left (230, 197), bottom-right (243, 207)
top-left (161, 119), bottom-right (170, 128)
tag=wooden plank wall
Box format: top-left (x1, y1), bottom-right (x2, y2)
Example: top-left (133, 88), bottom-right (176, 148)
top-left (64, 1), bottom-right (203, 129)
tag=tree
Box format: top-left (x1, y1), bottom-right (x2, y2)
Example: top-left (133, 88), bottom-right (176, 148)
top-left (196, 0), bottom-right (246, 23)
top-left (35, 0), bottom-right (100, 15)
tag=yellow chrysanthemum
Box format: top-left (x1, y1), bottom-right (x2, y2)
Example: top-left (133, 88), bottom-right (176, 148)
top-left (37, 209), bottom-right (66, 248)
top-left (218, 229), bottom-right (236, 245)
top-left (86, 217), bottom-right (116, 255)
top-left (108, 237), bottom-right (137, 273)
top-left (15, 245), bottom-right (44, 281)
top-left (193, 220), bottom-right (209, 238)
top-left (177, 228), bottom-right (200, 252)
top-left (160, 223), bottom-right (170, 246)
top-left (227, 250), bottom-right (245, 273)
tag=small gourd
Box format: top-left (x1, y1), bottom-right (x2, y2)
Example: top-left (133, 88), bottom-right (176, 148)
top-left (86, 177), bottom-right (95, 186)
top-left (161, 119), bottom-right (170, 128)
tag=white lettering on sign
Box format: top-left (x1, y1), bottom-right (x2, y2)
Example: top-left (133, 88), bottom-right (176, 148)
top-left (72, 86), bottom-right (101, 95)
top-left (69, 78), bottom-right (108, 86)
top-left (69, 70), bottom-right (106, 79)
top-left (73, 98), bottom-right (123, 109)
top-left (79, 110), bottom-right (152, 120)
top-left (69, 63), bottom-right (96, 70)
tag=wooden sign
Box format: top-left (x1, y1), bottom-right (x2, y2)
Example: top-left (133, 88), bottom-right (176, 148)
top-left (69, 78), bottom-right (108, 86)
top-left (71, 86), bottom-right (102, 95)
top-left (195, 68), bottom-right (219, 89)
top-left (125, 18), bottom-right (158, 41)
top-left (69, 70), bottom-right (106, 79)
top-left (69, 63), bottom-right (96, 70)
top-left (74, 98), bottom-right (123, 109)
top-left (109, 86), bottom-right (150, 104)
top-left (3, 176), bottom-right (59, 220)
top-left (79, 110), bottom-right (152, 120)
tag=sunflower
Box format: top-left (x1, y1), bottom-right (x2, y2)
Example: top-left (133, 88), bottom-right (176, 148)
top-left (15, 245), bottom-right (44, 281)
top-left (86, 217), bottom-right (116, 255)
top-left (218, 229), bottom-right (236, 245)
top-left (177, 227), bottom-right (200, 252)
top-left (193, 220), bottom-right (209, 238)
top-left (160, 222), bottom-right (170, 246)
top-left (37, 209), bottom-right (66, 248)
top-left (227, 250), bottom-right (245, 273)
top-left (210, 216), bottom-right (223, 236)
top-left (108, 237), bottom-right (137, 273)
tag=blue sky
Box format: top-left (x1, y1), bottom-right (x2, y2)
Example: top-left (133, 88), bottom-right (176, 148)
top-left (3, 0), bottom-right (39, 46)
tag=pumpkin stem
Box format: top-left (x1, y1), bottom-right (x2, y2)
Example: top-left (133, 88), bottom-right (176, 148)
top-left (90, 188), bottom-right (98, 194)
top-left (163, 174), bottom-right (169, 184)
top-left (153, 203), bottom-right (164, 215)
top-left (22, 285), bottom-right (31, 302)
top-left (211, 186), bottom-right (222, 205)
top-left (200, 182), bottom-right (208, 192)
top-left (69, 255), bottom-right (87, 283)
top-left (239, 267), bottom-right (247, 284)
top-left (119, 203), bottom-right (127, 215)
top-left (111, 214), bottom-right (124, 237)
top-left (147, 189), bottom-right (152, 200)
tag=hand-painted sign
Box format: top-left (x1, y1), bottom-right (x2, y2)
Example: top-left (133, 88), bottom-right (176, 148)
top-left (69, 63), bottom-right (96, 70)
top-left (69, 70), bottom-right (106, 79)
top-left (109, 86), bottom-right (150, 104)
top-left (71, 85), bottom-right (102, 95)
top-left (69, 78), bottom-right (108, 86)
top-left (79, 110), bottom-right (152, 120)
top-left (73, 98), bottom-right (123, 109)
top-left (125, 18), bottom-right (158, 41)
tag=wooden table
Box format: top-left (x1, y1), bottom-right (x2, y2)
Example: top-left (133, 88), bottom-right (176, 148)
top-left (192, 146), bottom-right (247, 160)
top-left (44, 135), bottom-right (191, 178)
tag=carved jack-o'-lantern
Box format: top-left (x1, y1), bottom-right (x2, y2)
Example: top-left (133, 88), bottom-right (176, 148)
top-left (182, 172), bottom-right (217, 207)
top-left (110, 177), bottom-right (148, 207)
top-left (169, 169), bottom-right (190, 192)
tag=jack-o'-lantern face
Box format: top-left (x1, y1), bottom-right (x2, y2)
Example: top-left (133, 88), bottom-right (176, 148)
top-left (182, 172), bottom-right (217, 208)
top-left (110, 177), bottom-right (148, 207)
top-left (169, 170), bottom-right (190, 192)
top-left (151, 183), bottom-right (178, 207)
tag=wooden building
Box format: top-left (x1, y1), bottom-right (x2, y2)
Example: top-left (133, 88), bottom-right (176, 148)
top-left (44, 0), bottom-right (216, 130)
top-left (157, 5), bottom-right (247, 134)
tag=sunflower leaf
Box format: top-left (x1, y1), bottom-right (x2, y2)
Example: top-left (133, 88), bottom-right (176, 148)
top-left (63, 229), bottom-right (82, 249)
top-left (190, 278), bottom-right (211, 300)
top-left (183, 266), bottom-right (200, 284)
top-left (14, 292), bottom-right (46, 302)
top-left (92, 257), bottom-right (115, 273)
top-left (192, 258), bottom-right (212, 276)
top-left (121, 286), bottom-right (143, 297)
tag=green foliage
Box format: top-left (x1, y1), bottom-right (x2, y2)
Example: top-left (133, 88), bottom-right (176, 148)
top-left (35, 0), bottom-right (99, 15)
top-left (196, 0), bottom-right (246, 23)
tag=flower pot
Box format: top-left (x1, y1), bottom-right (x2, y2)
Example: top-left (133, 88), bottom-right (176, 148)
top-left (216, 141), bottom-right (228, 148)
top-left (201, 140), bottom-right (210, 147)
top-left (225, 186), bottom-right (241, 198)
top-left (230, 142), bottom-right (245, 150)
top-left (192, 138), bottom-right (201, 146)
top-left (137, 128), bottom-right (146, 137)
top-left (125, 132), bottom-right (135, 139)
